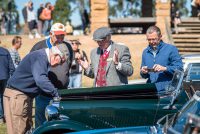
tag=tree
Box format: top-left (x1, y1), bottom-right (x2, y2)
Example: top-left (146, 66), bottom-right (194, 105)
top-left (53, 0), bottom-right (71, 24)
top-left (109, 0), bottom-right (141, 18)
top-left (173, 0), bottom-right (188, 17)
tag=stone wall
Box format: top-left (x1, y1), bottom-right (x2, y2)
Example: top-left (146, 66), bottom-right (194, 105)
top-left (90, 0), bottom-right (109, 33)
top-left (155, 0), bottom-right (171, 35)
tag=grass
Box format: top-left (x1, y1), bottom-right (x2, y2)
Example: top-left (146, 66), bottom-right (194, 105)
top-left (0, 123), bottom-right (6, 134)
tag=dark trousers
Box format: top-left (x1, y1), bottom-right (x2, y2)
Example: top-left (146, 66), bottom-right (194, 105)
top-left (0, 79), bottom-right (7, 119)
top-left (35, 94), bottom-right (51, 128)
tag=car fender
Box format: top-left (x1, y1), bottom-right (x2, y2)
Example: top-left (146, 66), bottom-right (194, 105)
top-left (33, 120), bottom-right (92, 134)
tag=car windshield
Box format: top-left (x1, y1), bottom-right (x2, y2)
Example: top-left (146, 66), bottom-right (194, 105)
top-left (168, 92), bottom-right (200, 133)
top-left (165, 70), bottom-right (183, 92)
top-left (187, 63), bottom-right (200, 81)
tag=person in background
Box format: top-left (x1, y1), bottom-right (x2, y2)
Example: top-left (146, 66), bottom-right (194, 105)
top-left (170, 1), bottom-right (176, 28)
top-left (37, 3), bottom-right (44, 35)
top-left (68, 39), bottom-right (88, 88)
top-left (26, 1), bottom-right (41, 39)
top-left (30, 22), bottom-right (73, 128)
top-left (174, 11), bottom-right (181, 34)
top-left (191, 0), bottom-right (200, 18)
top-left (65, 21), bottom-right (73, 35)
top-left (140, 26), bottom-right (183, 92)
top-left (22, 3), bottom-right (29, 34)
top-left (9, 36), bottom-right (22, 68)
top-left (4, 45), bottom-right (66, 134)
top-left (0, 41), bottom-right (15, 124)
top-left (78, 27), bottom-right (133, 87)
top-left (0, 8), bottom-right (7, 35)
top-left (81, 9), bottom-right (90, 35)
top-left (42, 2), bottom-right (54, 36)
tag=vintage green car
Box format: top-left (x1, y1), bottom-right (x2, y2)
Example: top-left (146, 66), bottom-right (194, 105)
top-left (65, 91), bottom-right (200, 134)
top-left (33, 70), bottom-right (189, 134)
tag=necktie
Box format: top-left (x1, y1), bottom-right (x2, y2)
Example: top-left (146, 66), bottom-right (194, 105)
top-left (96, 50), bottom-right (109, 87)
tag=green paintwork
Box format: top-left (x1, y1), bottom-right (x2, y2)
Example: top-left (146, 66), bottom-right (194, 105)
top-left (34, 81), bottom-right (189, 133)
top-left (33, 120), bottom-right (91, 134)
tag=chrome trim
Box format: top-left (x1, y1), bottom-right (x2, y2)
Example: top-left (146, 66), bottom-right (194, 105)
top-left (193, 91), bottom-right (200, 101)
top-left (45, 97), bottom-right (61, 121)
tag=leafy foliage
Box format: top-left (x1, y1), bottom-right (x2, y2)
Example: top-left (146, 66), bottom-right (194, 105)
top-left (173, 0), bottom-right (188, 17)
top-left (109, 0), bottom-right (141, 18)
top-left (52, 0), bottom-right (71, 24)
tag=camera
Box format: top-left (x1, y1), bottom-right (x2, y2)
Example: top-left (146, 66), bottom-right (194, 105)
top-left (71, 60), bottom-right (77, 69)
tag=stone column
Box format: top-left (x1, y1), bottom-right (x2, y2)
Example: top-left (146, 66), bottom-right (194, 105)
top-left (90, 0), bottom-right (109, 33)
top-left (155, 0), bottom-right (171, 35)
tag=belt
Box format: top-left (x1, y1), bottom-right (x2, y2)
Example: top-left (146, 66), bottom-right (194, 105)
top-left (7, 85), bottom-right (34, 99)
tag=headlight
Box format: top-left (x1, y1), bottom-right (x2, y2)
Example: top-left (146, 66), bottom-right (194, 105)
top-left (45, 105), bottom-right (59, 121)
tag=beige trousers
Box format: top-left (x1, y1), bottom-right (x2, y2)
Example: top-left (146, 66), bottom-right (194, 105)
top-left (3, 88), bottom-right (33, 134)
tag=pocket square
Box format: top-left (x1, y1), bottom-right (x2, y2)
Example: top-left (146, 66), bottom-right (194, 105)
top-left (107, 58), bottom-right (113, 62)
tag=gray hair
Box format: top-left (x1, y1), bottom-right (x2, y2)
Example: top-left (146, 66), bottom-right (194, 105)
top-left (146, 26), bottom-right (161, 36)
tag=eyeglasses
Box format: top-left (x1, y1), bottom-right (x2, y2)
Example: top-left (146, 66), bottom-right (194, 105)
top-left (146, 38), bottom-right (160, 42)
top-left (96, 38), bottom-right (107, 43)
top-left (71, 41), bottom-right (80, 45)
top-left (71, 42), bottom-right (77, 45)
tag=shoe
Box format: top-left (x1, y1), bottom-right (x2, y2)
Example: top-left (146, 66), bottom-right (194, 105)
top-left (29, 34), bottom-right (34, 39)
top-left (35, 33), bottom-right (41, 38)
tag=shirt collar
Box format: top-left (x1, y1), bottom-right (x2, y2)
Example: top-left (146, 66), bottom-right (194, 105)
top-left (105, 44), bottom-right (111, 52)
top-left (45, 48), bottom-right (50, 63)
top-left (147, 40), bottom-right (164, 52)
top-left (46, 37), bottom-right (53, 49)
top-left (10, 47), bottom-right (17, 52)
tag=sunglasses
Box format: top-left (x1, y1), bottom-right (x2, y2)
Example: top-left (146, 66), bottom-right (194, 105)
top-left (71, 42), bottom-right (80, 45)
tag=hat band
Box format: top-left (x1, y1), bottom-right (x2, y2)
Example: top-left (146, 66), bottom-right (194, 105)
top-left (54, 31), bottom-right (66, 35)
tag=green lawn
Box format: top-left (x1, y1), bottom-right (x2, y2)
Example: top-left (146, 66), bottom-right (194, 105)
top-left (0, 123), bottom-right (6, 134)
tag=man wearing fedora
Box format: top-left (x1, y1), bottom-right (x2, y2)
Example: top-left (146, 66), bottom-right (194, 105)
top-left (79, 27), bottom-right (133, 87)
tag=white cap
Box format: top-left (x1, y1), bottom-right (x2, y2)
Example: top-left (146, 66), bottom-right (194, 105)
top-left (50, 23), bottom-right (66, 35)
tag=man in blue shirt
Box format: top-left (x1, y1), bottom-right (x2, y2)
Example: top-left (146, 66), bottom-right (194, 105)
top-left (140, 26), bottom-right (183, 92)
top-left (3, 46), bottom-right (66, 134)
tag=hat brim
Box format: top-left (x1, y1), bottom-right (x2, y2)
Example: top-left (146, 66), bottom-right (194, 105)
top-left (93, 38), bottom-right (104, 41)
top-left (54, 31), bottom-right (66, 35)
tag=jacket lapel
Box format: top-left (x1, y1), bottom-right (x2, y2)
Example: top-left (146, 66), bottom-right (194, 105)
top-left (94, 48), bottom-right (101, 76)
top-left (106, 44), bottom-right (114, 72)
